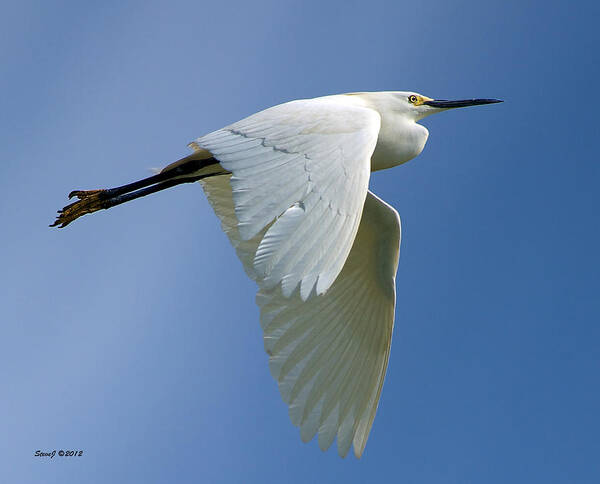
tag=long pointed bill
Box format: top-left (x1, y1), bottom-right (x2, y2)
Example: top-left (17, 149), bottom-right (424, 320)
top-left (423, 98), bottom-right (502, 108)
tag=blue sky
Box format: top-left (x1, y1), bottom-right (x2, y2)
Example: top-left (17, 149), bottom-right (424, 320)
top-left (1, 0), bottom-right (599, 482)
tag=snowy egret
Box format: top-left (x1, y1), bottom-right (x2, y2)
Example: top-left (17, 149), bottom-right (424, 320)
top-left (51, 92), bottom-right (501, 458)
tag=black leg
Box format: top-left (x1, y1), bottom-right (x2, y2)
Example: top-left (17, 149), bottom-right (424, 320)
top-left (50, 156), bottom-right (228, 228)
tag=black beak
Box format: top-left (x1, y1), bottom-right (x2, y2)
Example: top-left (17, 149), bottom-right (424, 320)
top-left (423, 98), bottom-right (503, 108)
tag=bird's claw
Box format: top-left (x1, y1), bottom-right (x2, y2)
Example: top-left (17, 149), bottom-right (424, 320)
top-left (50, 189), bottom-right (107, 228)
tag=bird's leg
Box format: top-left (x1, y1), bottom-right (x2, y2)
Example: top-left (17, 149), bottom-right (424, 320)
top-left (51, 188), bottom-right (119, 228)
top-left (50, 179), bottom-right (178, 228)
top-left (50, 153), bottom-right (228, 228)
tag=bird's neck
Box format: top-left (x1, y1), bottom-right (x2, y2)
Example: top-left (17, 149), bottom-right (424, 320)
top-left (370, 117), bottom-right (429, 172)
top-left (331, 92), bottom-right (430, 172)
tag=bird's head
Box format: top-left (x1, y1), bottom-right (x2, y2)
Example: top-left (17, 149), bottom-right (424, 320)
top-left (391, 91), bottom-right (502, 121)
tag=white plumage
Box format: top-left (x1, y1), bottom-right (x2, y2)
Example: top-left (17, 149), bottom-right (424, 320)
top-left (198, 97), bottom-right (381, 300)
top-left (52, 91), bottom-right (501, 458)
top-left (201, 175), bottom-right (398, 458)
top-left (194, 93), bottom-right (417, 458)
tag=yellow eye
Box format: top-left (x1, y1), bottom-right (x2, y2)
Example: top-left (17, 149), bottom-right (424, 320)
top-left (408, 95), bottom-right (419, 104)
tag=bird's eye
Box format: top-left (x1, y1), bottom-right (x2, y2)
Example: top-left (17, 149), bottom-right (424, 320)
top-left (408, 95), bottom-right (419, 104)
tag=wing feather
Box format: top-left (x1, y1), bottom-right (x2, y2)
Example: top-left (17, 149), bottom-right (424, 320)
top-left (196, 97), bottom-right (380, 300)
top-left (200, 174), bottom-right (401, 458)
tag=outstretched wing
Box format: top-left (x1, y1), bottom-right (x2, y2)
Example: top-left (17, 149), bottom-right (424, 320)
top-left (195, 97), bottom-right (381, 300)
top-left (201, 174), bottom-right (401, 458)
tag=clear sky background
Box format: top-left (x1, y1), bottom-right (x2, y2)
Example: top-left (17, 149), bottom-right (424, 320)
top-left (1, 0), bottom-right (599, 482)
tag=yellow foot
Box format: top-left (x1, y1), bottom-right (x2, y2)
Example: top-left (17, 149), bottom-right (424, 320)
top-left (50, 189), bottom-right (108, 228)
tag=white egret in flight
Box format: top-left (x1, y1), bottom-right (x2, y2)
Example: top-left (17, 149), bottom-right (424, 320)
top-left (51, 92), bottom-right (501, 458)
